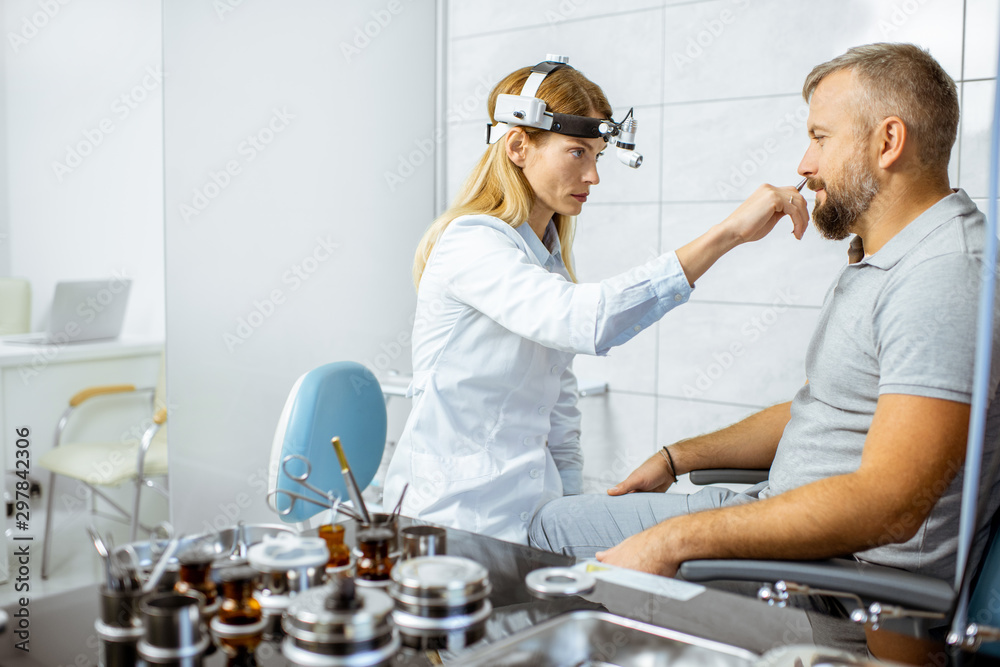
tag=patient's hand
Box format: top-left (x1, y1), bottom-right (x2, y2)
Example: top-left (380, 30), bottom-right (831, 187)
top-left (607, 451), bottom-right (675, 495)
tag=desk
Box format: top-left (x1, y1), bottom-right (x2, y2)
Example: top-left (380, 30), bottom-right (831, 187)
top-left (0, 518), bottom-right (849, 667)
top-left (0, 337), bottom-right (162, 584)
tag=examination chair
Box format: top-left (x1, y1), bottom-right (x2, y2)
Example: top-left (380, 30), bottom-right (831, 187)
top-left (268, 361), bottom-right (387, 527)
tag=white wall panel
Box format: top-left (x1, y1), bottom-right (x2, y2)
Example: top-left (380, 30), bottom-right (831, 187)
top-left (580, 392), bottom-right (657, 492)
top-left (965, 0), bottom-right (999, 80)
top-left (662, 0), bottom-right (963, 104)
top-left (657, 301), bottom-right (816, 406)
top-left (3, 0), bottom-right (163, 337)
top-left (959, 79), bottom-right (997, 199)
top-left (164, 1), bottom-right (437, 533)
top-left (661, 202), bottom-right (848, 307)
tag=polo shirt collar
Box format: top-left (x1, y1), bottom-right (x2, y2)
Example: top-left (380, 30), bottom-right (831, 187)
top-left (858, 189), bottom-right (976, 270)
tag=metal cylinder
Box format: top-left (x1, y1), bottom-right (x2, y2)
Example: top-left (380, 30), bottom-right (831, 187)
top-left (401, 526), bottom-right (446, 560)
top-left (389, 556), bottom-right (491, 651)
top-left (96, 585), bottom-right (145, 667)
top-left (137, 591), bottom-right (209, 666)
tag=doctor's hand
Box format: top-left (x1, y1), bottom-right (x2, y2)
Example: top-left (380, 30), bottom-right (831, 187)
top-left (721, 183), bottom-right (809, 244)
top-left (607, 451), bottom-right (676, 496)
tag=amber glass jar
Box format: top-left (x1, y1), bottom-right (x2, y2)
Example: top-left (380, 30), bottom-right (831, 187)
top-left (174, 552), bottom-right (217, 608)
top-left (212, 566), bottom-right (263, 666)
top-left (355, 527), bottom-right (394, 582)
top-left (318, 523), bottom-right (351, 572)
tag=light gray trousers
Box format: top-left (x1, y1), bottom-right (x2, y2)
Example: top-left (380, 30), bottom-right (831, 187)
top-left (528, 486), bottom-right (738, 557)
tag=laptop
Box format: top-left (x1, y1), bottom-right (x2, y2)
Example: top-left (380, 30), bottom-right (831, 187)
top-left (3, 279), bottom-right (132, 345)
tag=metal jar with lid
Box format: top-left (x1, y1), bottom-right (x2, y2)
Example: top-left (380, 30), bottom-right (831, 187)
top-left (247, 534), bottom-right (328, 640)
top-left (389, 555), bottom-right (492, 650)
top-left (282, 578), bottom-right (399, 667)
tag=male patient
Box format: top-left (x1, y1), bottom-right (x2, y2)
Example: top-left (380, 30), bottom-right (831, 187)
top-left (530, 42), bottom-right (1000, 597)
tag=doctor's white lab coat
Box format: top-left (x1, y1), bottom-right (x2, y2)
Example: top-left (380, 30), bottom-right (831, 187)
top-left (383, 214), bottom-right (692, 544)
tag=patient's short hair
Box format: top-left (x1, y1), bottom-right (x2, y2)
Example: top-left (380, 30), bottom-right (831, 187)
top-left (803, 43), bottom-right (958, 173)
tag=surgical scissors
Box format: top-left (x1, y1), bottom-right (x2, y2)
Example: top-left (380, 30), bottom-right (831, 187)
top-left (266, 454), bottom-right (364, 522)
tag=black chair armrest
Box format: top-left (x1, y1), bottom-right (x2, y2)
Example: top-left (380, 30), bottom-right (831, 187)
top-left (678, 558), bottom-right (955, 614)
top-left (688, 469), bottom-right (769, 485)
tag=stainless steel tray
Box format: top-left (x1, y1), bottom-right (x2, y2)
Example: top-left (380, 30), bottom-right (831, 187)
top-left (459, 609), bottom-right (759, 667)
top-left (115, 523), bottom-right (295, 568)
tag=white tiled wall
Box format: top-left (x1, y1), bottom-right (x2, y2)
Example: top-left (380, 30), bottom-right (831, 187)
top-left (443, 0), bottom-right (995, 492)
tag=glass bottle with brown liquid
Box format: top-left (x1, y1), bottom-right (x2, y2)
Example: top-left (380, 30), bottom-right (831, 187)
top-left (214, 566), bottom-right (263, 667)
top-left (355, 527), bottom-right (394, 582)
top-left (174, 551), bottom-right (218, 610)
top-left (318, 523), bottom-right (351, 576)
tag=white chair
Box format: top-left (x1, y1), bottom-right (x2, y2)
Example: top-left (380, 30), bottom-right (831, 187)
top-left (39, 357), bottom-right (168, 579)
top-left (0, 278), bottom-right (31, 335)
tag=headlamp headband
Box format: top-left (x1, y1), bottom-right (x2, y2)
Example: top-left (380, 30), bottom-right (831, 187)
top-left (485, 55), bottom-right (642, 168)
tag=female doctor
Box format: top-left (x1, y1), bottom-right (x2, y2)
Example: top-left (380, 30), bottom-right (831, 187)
top-left (383, 59), bottom-right (808, 544)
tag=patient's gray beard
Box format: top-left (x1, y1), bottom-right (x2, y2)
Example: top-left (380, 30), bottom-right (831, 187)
top-left (812, 153), bottom-right (881, 241)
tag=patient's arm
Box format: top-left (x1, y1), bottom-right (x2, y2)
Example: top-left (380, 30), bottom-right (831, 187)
top-left (608, 401), bottom-right (792, 495)
top-left (598, 394), bottom-right (970, 577)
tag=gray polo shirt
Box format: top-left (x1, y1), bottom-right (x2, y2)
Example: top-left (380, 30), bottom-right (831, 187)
top-left (755, 189), bottom-right (1000, 581)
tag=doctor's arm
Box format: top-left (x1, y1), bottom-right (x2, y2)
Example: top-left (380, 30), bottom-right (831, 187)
top-left (596, 393), bottom-right (970, 576)
top-left (548, 365), bottom-right (584, 495)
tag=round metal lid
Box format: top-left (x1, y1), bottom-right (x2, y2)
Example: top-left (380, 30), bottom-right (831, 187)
top-left (525, 567), bottom-right (596, 599)
top-left (283, 583), bottom-right (395, 644)
top-left (247, 534), bottom-right (328, 572)
top-left (390, 556), bottom-right (490, 606)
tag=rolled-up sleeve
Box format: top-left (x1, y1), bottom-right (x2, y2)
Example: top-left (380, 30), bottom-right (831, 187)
top-left (439, 218), bottom-right (693, 357)
top-left (547, 365), bottom-right (583, 495)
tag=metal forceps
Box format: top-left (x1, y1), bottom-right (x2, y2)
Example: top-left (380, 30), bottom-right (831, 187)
top-left (266, 454), bottom-right (363, 521)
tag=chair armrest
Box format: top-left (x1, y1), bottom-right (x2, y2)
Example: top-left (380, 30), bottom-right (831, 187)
top-left (688, 469), bottom-right (769, 485)
top-left (69, 384), bottom-right (143, 406)
top-left (678, 558), bottom-right (955, 614)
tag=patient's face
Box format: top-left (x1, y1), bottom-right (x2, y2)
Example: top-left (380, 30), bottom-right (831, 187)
top-left (810, 144), bottom-right (880, 241)
top-left (799, 70), bottom-right (881, 241)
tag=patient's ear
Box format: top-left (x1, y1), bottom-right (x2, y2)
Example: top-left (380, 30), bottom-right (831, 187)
top-left (876, 116), bottom-right (907, 170)
top-left (505, 128), bottom-right (530, 168)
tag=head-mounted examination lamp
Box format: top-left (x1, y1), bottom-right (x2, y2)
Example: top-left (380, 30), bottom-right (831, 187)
top-left (486, 54), bottom-right (643, 169)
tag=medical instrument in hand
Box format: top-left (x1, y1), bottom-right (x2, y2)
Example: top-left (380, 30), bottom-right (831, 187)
top-left (486, 54), bottom-right (643, 169)
top-left (796, 177), bottom-right (807, 192)
top-left (333, 436), bottom-right (372, 525)
top-left (266, 453), bottom-right (364, 522)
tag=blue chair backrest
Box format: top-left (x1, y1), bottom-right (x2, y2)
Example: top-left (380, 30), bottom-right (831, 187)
top-left (272, 362), bottom-right (387, 523)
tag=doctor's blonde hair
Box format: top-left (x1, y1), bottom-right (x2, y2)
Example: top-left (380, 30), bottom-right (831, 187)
top-left (413, 65), bottom-right (613, 288)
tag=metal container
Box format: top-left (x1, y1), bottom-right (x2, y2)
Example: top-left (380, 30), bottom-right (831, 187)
top-left (282, 579), bottom-right (400, 667)
top-left (95, 585), bottom-right (144, 667)
top-left (459, 609), bottom-right (759, 666)
top-left (247, 533), bottom-right (328, 640)
top-left (115, 523), bottom-right (295, 594)
top-left (389, 555), bottom-right (492, 651)
top-left (401, 525), bottom-right (446, 559)
top-left (136, 591), bottom-right (210, 666)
